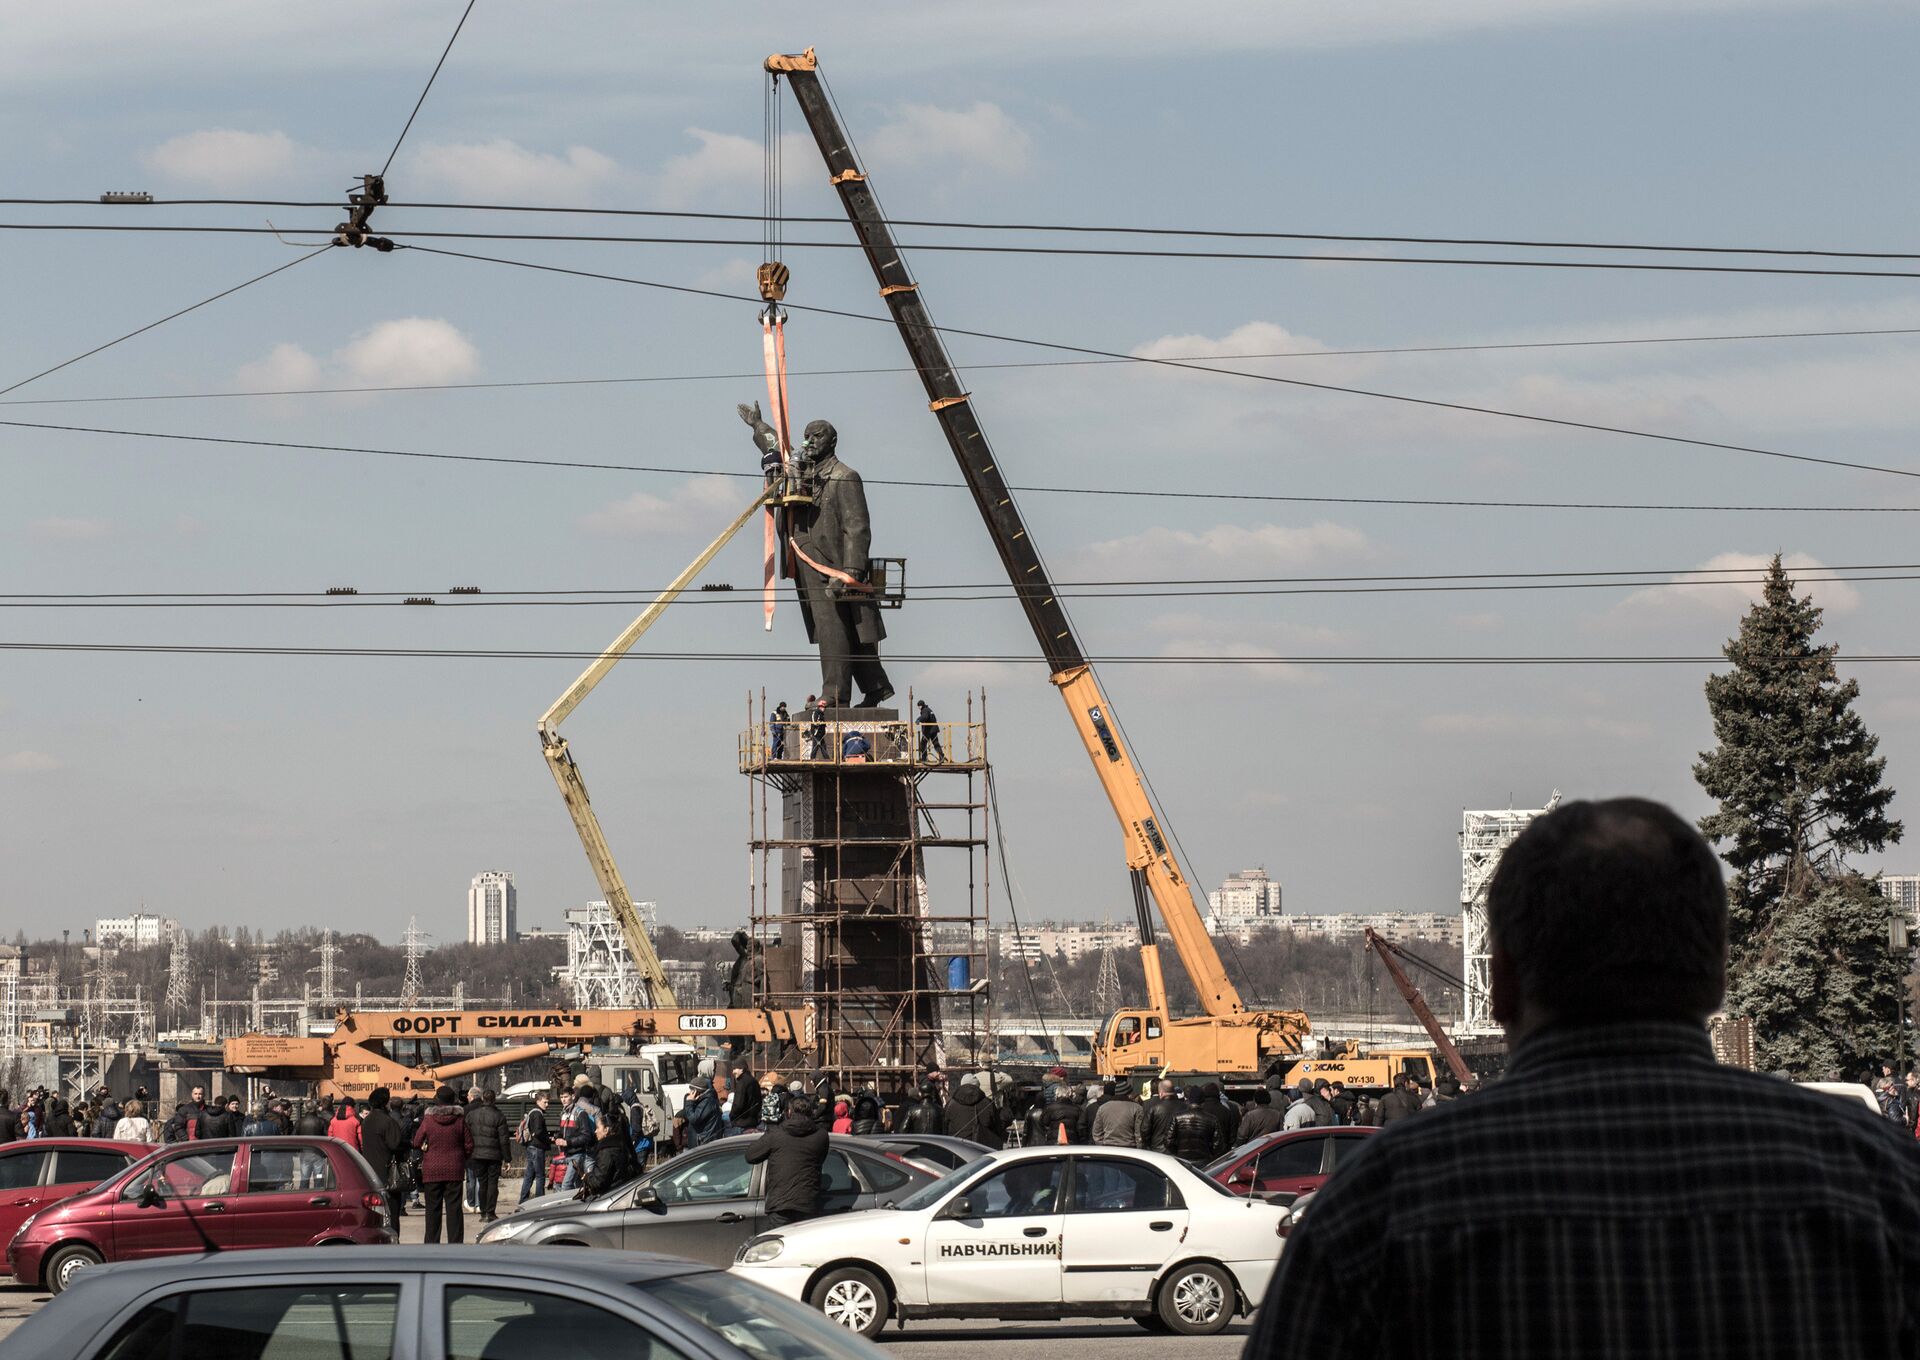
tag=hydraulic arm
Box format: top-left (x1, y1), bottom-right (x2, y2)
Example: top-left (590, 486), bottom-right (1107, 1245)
top-left (1363, 928), bottom-right (1474, 1087)
top-left (539, 491), bottom-right (770, 1006)
top-left (768, 50), bottom-right (1307, 1073)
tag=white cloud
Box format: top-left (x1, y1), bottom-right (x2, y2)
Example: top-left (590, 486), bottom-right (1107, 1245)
top-left (334, 319), bottom-right (480, 387)
top-left (1072, 520), bottom-right (1374, 578)
top-left (0, 750), bottom-right (62, 773)
top-left (653, 129), bottom-right (814, 208)
top-left (866, 102), bottom-right (1032, 175)
top-left (580, 476), bottom-right (746, 536)
top-left (1614, 552), bottom-right (1862, 618)
top-left (27, 516), bottom-right (113, 543)
top-left (1133, 321), bottom-right (1328, 363)
top-left (411, 139), bottom-right (619, 200)
top-left (142, 128), bottom-right (304, 187)
top-left (236, 341), bottom-right (324, 392)
top-left (233, 319), bottom-right (478, 395)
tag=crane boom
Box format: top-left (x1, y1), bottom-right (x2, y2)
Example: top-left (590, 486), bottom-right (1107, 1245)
top-left (766, 50), bottom-right (1250, 1022)
top-left (539, 490), bottom-right (770, 1006)
top-left (1363, 928), bottom-right (1474, 1088)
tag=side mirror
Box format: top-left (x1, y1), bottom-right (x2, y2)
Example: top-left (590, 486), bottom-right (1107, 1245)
top-left (942, 1196), bottom-right (976, 1220)
top-left (139, 1185), bottom-right (165, 1209)
top-left (635, 1186), bottom-right (663, 1210)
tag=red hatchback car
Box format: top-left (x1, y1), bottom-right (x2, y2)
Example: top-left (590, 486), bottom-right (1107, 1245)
top-left (1205, 1126), bottom-right (1379, 1203)
top-left (0, 1138), bottom-right (151, 1248)
top-left (7, 1136), bottom-right (392, 1294)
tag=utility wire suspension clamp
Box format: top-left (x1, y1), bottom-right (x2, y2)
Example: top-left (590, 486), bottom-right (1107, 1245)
top-left (334, 174), bottom-right (395, 251)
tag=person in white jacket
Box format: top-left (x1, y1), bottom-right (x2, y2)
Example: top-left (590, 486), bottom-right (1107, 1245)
top-left (112, 1098), bottom-right (155, 1142)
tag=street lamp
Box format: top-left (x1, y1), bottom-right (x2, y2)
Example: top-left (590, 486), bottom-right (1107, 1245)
top-left (1891, 909), bottom-right (1912, 1071)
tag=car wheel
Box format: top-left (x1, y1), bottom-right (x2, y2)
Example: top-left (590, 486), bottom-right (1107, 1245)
top-left (1156, 1262), bottom-right (1233, 1336)
top-left (808, 1266), bottom-right (889, 1338)
top-left (1133, 1314), bottom-right (1172, 1332)
top-left (45, 1244), bottom-right (103, 1295)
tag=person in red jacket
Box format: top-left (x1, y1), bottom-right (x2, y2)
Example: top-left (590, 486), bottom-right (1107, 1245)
top-left (326, 1097), bottom-right (363, 1149)
top-left (410, 1085), bottom-right (474, 1244)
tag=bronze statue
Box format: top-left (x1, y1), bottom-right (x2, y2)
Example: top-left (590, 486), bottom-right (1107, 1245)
top-left (739, 404), bottom-right (894, 707)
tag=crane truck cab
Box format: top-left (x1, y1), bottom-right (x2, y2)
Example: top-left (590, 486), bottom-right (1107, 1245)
top-left (1281, 1046), bottom-right (1440, 1095)
top-left (584, 1041), bottom-right (704, 1136)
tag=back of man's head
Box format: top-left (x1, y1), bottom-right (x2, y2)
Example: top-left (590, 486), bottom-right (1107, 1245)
top-left (1488, 796), bottom-right (1726, 1028)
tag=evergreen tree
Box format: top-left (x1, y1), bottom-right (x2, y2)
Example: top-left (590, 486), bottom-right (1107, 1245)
top-left (1694, 556), bottom-right (1904, 1075)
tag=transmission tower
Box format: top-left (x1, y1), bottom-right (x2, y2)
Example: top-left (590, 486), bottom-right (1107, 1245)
top-left (164, 938), bottom-right (192, 1022)
top-left (310, 930), bottom-right (341, 1014)
top-left (1092, 941), bottom-right (1121, 1020)
top-left (400, 918), bottom-right (426, 1007)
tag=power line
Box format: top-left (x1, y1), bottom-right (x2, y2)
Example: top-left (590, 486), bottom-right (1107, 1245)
top-left (8, 324), bottom-right (1919, 410)
top-left (4, 570), bottom-right (1916, 609)
top-left (16, 222), bottom-right (1920, 281)
top-left (382, 0), bottom-right (476, 177)
top-left (403, 245), bottom-right (1920, 484)
top-left (0, 245), bottom-right (332, 398)
top-left (2, 415), bottom-right (1911, 515)
top-left (12, 561), bottom-right (1912, 599)
top-left (0, 641), bottom-right (1909, 666)
top-left (9, 196), bottom-right (1920, 262)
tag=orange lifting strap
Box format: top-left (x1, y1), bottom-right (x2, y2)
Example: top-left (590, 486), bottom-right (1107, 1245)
top-left (759, 305), bottom-right (794, 631)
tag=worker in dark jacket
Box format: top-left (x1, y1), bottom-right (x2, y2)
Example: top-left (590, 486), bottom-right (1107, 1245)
top-left (581, 1116), bottom-right (630, 1196)
top-left (1380, 1073), bottom-right (1425, 1123)
top-left (943, 1073), bottom-right (1005, 1146)
top-left (411, 1086), bottom-right (473, 1244)
top-left (728, 1062), bottom-right (764, 1134)
top-left (899, 1082), bottom-right (946, 1135)
top-left (1236, 1087), bottom-right (1285, 1140)
top-left (295, 1103), bottom-right (328, 1136)
top-left (359, 1087), bottom-right (407, 1221)
top-left (1203, 1082), bottom-right (1242, 1149)
top-left (464, 1088), bottom-right (508, 1222)
top-left (744, 1098), bottom-right (830, 1225)
top-left (1141, 1079), bottom-right (1179, 1153)
top-left (0, 1093), bottom-right (21, 1144)
top-left (1169, 1087), bottom-right (1224, 1164)
top-left (90, 1091), bottom-right (123, 1139)
top-left (1040, 1088), bottom-right (1085, 1145)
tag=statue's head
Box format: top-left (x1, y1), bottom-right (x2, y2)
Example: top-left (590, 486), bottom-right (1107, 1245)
top-left (800, 419), bottom-right (838, 462)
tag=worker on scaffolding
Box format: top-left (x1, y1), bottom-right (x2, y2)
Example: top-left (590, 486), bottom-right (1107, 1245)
top-left (740, 405), bottom-right (894, 708)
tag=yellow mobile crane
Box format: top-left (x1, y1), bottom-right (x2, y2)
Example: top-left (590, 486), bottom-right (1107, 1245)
top-left (537, 491), bottom-right (771, 1006)
top-left (766, 50), bottom-right (1310, 1081)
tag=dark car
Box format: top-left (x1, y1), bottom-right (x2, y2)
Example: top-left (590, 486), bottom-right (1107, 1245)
top-left (1203, 1126), bottom-right (1378, 1203)
top-left (868, 1134), bottom-right (994, 1174)
top-left (6, 1136), bottom-right (392, 1294)
top-left (0, 1138), bottom-right (150, 1248)
top-left (476, 1134), bottom-right (933, 1264)
top-left (0, 1245), bottom-right (888, 1360)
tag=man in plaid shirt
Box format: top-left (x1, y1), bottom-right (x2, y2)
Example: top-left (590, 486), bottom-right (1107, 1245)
top-left (1246, 797), bottom-right (1920, 1360)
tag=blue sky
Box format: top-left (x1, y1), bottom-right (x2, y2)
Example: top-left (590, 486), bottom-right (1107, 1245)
top-left (4, 2), bottom-right (1918, 953)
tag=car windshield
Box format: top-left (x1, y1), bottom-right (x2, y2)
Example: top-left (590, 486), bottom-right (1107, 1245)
top-left (893, 1155), bottom-right (994, 1212)
top-left (646, 1272), bottom-right (883, 1360)
top-left (1187, 1165), bottom-right (1243, 1198)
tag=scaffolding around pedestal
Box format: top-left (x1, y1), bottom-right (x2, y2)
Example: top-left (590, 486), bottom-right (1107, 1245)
top-left (742, 689), bottom-right (992, 1099)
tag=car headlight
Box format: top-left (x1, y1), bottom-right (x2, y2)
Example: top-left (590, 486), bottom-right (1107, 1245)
top-left (738, 1235), bottom-right (785, 1264)
top-left (477, 1215), bottom-right (538, 1244)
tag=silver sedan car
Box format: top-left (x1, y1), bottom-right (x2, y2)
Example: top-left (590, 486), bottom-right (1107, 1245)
top-left (3, 1245), bottom-right (887, 1360)
top-left (476, 1135), bottom-right (932, 1265)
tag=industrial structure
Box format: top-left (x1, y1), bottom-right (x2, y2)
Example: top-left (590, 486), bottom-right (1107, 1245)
top-left (741, 693), bottom-right (991, 1092)
top-left (564, 899), bottom-right (659, 1008)
top-left (1459, 792), bottom-right (1560, 1033)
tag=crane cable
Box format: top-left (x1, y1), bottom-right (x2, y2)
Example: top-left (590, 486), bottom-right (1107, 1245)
top-left (758, 75), bottom-right (795, 632)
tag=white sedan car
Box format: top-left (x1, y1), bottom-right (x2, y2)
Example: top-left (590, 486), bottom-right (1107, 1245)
top-left (730, 1146), bottom-right (1286, 1338)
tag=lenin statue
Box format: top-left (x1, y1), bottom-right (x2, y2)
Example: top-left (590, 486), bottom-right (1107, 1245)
top-left (739, 404), bottom-right (894, 707)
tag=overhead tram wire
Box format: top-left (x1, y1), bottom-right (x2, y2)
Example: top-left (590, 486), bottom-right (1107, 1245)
top-left (397, 245), bottom-right (1920, 485)
top-left (9, 561), bottom-right (1917, 600)
top-left (16, 222), bottom-right (1920, 281)
top-left (380, 0), bottom-right (477, 177)
top-left (7, 572), bottom-right (1919, 610)
top-left (9, 321), bottom-right (1920, 410)
top-left (3, 641), bottom-right (1915, 667)
top-left (9, 196), bottom-right (1920, 262)
top-left (0, 415), bottom-right (1912, 515)
top-left (0, 245), bottom-right (332, 399)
